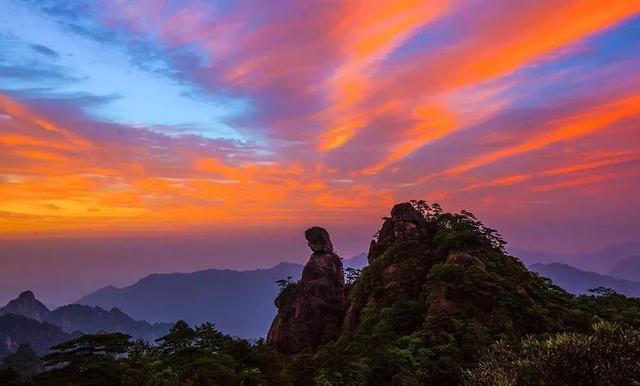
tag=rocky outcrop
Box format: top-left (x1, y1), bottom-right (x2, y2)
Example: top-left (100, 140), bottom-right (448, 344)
top-left (390, 202), bottom-right (426, 241)
top-left (263, 201), bottom-right (640, 384)
top-left (368, 202), bottom-right (427, 263)
top-left (267, 227), bottom-right (346, 354)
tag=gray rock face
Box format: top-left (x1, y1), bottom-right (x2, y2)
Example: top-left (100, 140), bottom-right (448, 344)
top-left (305, 226), bottom-right (334, 253)
top-left (267, 227), bottom-right (345, 354)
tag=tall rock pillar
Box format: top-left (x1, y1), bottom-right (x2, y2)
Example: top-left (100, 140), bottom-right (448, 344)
top-left (267, 227), bottom-right (345, 354)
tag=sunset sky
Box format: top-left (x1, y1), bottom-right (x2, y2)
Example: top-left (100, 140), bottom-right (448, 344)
top-left (1, 1), bottom-right (640, 303)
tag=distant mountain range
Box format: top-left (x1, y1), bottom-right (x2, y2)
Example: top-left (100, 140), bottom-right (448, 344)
top-left (608, 254), bottom-right (640, 281)
top-left (76, 254), bottom-right (367, 339)
top-left (71, 248), bottom-right (640, 340)
top-left (0, 291), bottom-right (170, 348)
top-left (529, 263), bottom-right (640, 297)
top-left (511, 242), bottom-right (640, 275)
top-left (73, 250), bottom-right (640, 339)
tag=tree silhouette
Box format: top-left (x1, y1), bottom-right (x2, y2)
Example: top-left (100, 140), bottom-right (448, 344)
top-left (276, 276), bottom-right (294, 291)
top-left (588, 287), bottom-right (618, 297)
top-left (345, 267), bottom-right (361, 285)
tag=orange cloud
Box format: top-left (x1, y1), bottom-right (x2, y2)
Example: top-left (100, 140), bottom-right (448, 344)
top-left (461, 174), bottom-right (533, 192)
top-left (386, 1), bottom-right (640, 96)
top-left (455, 150), bottom-right (640, 196)
top-left (319, 1), bottom-right (452, 151)
top-left (320, 0), bottom-right (640, 171)
top-left (441, 93), bottom-right (640, 177)
top-left (4, 2), bottom-right (640, 239)
top-left (0, 94), bottom-right (392, 235)
top-left (541, 151), bottom-right (639, 176)
top-left (533, 168), bottom-right (640, 192)
top-left (361, 104), bottom-right (457, 174)
top-left (0, 94), bottom-right (94, 150)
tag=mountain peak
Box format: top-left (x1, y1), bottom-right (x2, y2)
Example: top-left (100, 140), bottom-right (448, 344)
top-left (268, 262), bottom-right (303, 271)
top-left (18, 290), bottom-right (36, 301)
top-left (1, 290), bottom-right (50, 322)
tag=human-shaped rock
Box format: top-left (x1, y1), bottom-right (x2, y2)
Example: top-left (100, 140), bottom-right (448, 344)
top-left (305, 226), bottom-right (334, 253)
top-left (267, 227), bottom-right (345, 354)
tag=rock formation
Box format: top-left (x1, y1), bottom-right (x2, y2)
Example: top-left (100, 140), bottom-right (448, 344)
top-left (267, 227), bottom-right (345, 354)
top-left (390, 202), bottom-right (427, 241)
top-left (368, 202), bottom-right (427, 263)
top-left (305, 226), bottom-right (334, 253)
top-left (262, 201), bottom-right (640, 384)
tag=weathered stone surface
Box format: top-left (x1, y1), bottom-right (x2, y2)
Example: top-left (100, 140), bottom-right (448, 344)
top-left (267, 227), bottom-right (345, 354)
top-left (305, 226), bottom-right (334, 253)
top-left (390, 202), bottom-right (425, 241)
top-left (390, 202), bottom-right (424, 224)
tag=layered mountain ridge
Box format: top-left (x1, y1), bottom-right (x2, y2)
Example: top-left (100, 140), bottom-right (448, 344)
top-left (609, 254), bottom-right (640, 281)
top-left (0, 290), bottom-right (170, 355)
top-left (530, 262), bottom-right (640, 296)
top-left (76, 255), bottom-right (366, 338)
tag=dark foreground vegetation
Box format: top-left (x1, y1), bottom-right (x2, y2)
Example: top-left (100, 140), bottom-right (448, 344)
top-left (2, 201), bottom-right (640, 385)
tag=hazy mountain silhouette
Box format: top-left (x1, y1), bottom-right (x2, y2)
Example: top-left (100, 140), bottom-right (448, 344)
top-left (0, 291), bottom-right (170, 342)
top-left (530, 262), bottom-right (640, 296)
top-left (609, 254), bottom-right (640, 281)
top-left (511, 242), bottom-right (640, 274)
top-left (0, 291), bottom-right (50, 322)
top-left (76, 254), bottom-right (367, 339)
top-left (343, 252), bottom-right (367, 270)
